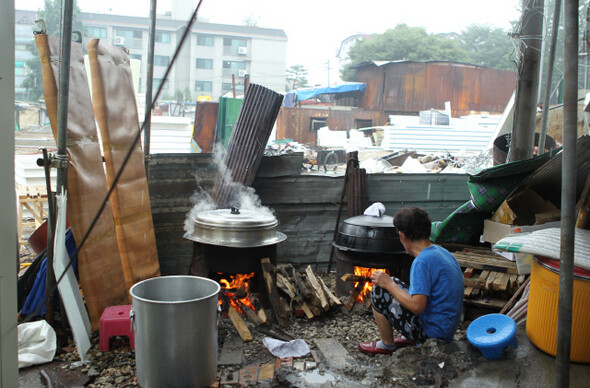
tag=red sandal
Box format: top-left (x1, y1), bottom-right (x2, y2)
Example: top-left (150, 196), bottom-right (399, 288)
top-left (358, 340), bottom-right (397, 355)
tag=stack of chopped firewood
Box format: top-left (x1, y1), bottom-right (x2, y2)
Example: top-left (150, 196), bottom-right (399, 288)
top-left (275, 264), bottom-right (342, 319)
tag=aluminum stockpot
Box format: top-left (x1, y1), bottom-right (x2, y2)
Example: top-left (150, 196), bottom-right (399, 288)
top-left (130, 276), bottom-right (220, 387)
top-left (184, 207), bottom-right (287, 248)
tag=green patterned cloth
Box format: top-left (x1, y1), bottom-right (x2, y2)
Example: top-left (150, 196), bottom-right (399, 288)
top-left (431, 153), bottom-right (554, 244)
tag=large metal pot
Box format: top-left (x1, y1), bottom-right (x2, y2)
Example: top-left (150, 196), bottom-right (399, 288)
top-left (184, 207), bottom-right (286, 248)
top-left (333, 215), bottom-right (405, 254)
top-left (130, 276), bottom-right (220, 388)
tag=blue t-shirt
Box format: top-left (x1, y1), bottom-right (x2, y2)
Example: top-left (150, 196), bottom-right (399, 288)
top-left (408, 245), bottom-right (464, 342)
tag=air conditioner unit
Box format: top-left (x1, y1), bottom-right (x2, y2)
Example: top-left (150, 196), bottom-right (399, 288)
top-left (114, 36), bottom-right (125, 46)
top-left (238, 70), bottom-right (247, 77)
top-left (238, 46), bottom-right (248, 55)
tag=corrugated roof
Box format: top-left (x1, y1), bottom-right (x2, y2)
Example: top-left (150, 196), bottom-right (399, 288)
top-left (353, 60), bottom-right (486, 70)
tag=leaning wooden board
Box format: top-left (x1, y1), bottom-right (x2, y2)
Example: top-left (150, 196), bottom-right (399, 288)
top-left (87, 39), bottom-right (160, 288)
top-left (36, 34), bottom-right (128, 329)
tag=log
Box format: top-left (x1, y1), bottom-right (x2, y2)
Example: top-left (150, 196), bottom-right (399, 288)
top-left (228, 305), bottom-right (253, 342)
top-left (317, 275), bottom-right (343, 306)
top-left (345, 282), bottom-right (364, 311)
top-left (239, 301), bottom-right (263, 326)
top-left (279, 297), bottom-right (291, 316)
top-left (292, 269), bottom-right (311, 299)
top-left (341, 274), bottom-right (371, 283)
top-left (299, 302), bottom-right (315, 319)
top-left (261, 258), bottom-right (286, 327)
top-left (276, 273), bottom-right (297, 300)
top-left (305, 266), bottom-right (330, 311)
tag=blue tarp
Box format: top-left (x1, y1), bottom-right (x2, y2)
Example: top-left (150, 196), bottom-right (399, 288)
top-left (283, 83), bottom-right (366, 107)
top-left (20, 229), bottom-right (77, 318)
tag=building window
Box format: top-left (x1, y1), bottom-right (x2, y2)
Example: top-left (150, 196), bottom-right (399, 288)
top-left (197, 35), bottom-right (214, 46)
top-left (155, 31), bottom-right (171, 43)
top-left (153, 78), bottom-right (169, 91)
top-left (86, 26), bottom-right (107, 39)
top-left (116, 28), bottom-right (142, 40)
top-left (130, 53), bottom-right (142, 61)
top-left (221, 82), bottom-right (244, 92)
top-left (222, 61), bottom-right (247, 77)
top-left (196, 58), bottom-right (213, 69)
top-left (195, 81), bottom-right (212, 92)
top-left (223, 37), bottom-right (248, 55)
top-left (310, 118), bottom-right (327, 132)
top-left (154, 55), bottom-right (170, 66)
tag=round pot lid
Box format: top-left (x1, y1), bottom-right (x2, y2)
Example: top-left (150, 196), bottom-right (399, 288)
top-left (185, 207), bottom-right (287, 247)
top-left (343, 215), bottom-right (395, 228)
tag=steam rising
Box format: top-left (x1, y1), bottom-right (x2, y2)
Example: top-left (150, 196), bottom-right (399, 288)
top-left (183, 144), bottom-right (275, 236)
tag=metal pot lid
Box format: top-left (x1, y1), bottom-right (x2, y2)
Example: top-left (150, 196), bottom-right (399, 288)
top-left (184, 207), bottom-right (287, 248)
top-left (343, 215), bottom-right (395, 228)
top-left (193, 207), bottom-right (278, 230)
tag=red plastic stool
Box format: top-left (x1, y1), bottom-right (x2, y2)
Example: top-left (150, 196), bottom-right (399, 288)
top-left (99, 305), bottom-right (135, 352)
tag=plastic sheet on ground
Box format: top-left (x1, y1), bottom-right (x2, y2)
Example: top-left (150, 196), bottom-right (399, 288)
top-left (18, 320), bottom-right (56, 368)
top-left (262, 337), bottom-right (310, 359)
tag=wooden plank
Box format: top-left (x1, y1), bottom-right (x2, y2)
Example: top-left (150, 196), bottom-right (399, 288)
top-left (463, 268), bottom-right (474, 278)
top-left (485, 272), bottom-right (498, 290)
top-left (317, 275), bottom-right (343, 306)
top-left (299, 302), bottom-right (315, 319)
top-left (218, 335), bottom-right (244, 366)
top-left (479, 270), bottom-right (491, 283)
top-left (314, 338), bottom-right (355, 370)
top-left (305, 266), bottom-right (330, 311)
top-left (258, 363), bottom-right (275, 381)
top-left (228, 305), bottom-right (253, 342)
top-left (464, 286), bottom-right (473, 298)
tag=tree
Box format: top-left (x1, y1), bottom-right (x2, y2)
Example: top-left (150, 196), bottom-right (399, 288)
top-left (459, 24), bottom-right (515, 71)
top-left (286, 64), bottom-right (309, 91)
top-left (340, 23), bottom-right (517, 81)
top-left (21, 0), bottom-right (83, 101)
top-left (243, 14), bottom-right (259, 27)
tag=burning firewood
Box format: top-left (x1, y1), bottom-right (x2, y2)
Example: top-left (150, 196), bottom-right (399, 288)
top-left (345, 282), bottom-right (364, 311)
top-left (220, 293), bottom-right (252, 342)
top-left (341, 273), bottom-right (371, 283)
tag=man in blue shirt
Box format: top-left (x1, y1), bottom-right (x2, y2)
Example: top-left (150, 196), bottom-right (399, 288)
top-left (359, 207), bottom-right (464, 355)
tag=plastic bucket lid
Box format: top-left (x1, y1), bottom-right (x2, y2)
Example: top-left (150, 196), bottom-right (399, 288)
top-left (534, 255), bottom-right (590, 280)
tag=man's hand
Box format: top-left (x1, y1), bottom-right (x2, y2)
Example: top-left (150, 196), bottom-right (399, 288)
top-left (371, 270), bottom-right (393, 288)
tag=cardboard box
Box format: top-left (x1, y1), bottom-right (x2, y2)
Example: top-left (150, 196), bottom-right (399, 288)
top-left (482, 219), bottom-right (561, 244)
top-left (490, 188), bottom-right (559, 226)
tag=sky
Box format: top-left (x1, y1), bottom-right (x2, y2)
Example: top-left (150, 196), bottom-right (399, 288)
top-left (17, 0), bottom-right (522, 85)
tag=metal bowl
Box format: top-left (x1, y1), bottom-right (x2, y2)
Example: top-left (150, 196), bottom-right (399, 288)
top-left (184, 207), bottom-right (287, 248)
top-left (333, 215), bottom-right (406, 254)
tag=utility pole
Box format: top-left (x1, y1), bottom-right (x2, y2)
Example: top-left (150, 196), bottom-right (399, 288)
top-left (509, 0), bottom-right (545, 162)
top-left (326, 60), bottom-right (331, 86)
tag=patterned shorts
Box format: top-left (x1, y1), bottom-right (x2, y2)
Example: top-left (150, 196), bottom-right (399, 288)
top-left (370, 277), bottom-right (428, 344)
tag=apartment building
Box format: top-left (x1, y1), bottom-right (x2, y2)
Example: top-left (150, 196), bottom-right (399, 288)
top-left (15, 8), bottom-right (288, 101)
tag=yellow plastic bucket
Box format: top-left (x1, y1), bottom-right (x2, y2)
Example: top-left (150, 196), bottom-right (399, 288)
top-left (526, 256), bottom-right (590, 363)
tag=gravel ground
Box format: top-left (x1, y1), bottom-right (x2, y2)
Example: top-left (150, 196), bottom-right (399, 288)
top-left (19, 272), bottom-right (488, 388)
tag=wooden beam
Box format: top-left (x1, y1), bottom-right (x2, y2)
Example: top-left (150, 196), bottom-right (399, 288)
top-left (228, 305), bottom-right (253, 342)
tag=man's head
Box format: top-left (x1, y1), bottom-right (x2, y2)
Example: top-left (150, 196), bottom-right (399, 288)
top-left (393, 207), bottom-right (432, 242)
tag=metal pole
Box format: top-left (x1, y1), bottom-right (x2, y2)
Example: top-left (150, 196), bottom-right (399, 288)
top-left (143, 0), bottom-right (157, 174)
top-left (47, 0), bottom-right (74, 326)
top-left (555, 0), bottom-right (577, 386)
top-left (539, 0), bottom-right (562, 153)
top-left (509, 0), bottom-right (545, 161)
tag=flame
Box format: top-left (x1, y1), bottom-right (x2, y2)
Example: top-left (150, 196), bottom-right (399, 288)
top-left (354, 266), bottom-right (389, 301)
top-left (217, 272), bottom-right (256, 314)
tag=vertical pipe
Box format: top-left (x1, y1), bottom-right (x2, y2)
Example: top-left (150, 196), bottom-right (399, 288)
top-left (509, 0), bottom-right (545, 162)
top-left (555, 0), bottom-right (577, 386)
top-left (143, 0), bottom-right (157, 174)
top-left (539, 0), bottom-right (562, 153)
top-left (48, 0), bottom-right (74, 327)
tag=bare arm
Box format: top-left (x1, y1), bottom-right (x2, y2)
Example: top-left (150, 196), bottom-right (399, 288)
top-left (371, 271), bottom-right (428, 315)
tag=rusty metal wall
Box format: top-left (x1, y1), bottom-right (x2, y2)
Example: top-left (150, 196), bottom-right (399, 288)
top-left (148, 153), bottom-right (470, 273)
top-left (357, 61), bottom-right (517, 117)
top-left (275, 107), bottom-right (385, 145)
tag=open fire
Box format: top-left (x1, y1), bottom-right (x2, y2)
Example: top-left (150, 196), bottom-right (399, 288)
top-left (217, 272), bottom-right (256, 314)
top-left (353, 266), bottom-right (389, 301)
